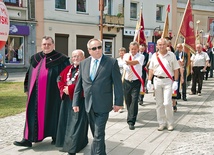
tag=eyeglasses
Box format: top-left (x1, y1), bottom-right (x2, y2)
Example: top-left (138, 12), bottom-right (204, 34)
top-left (89, 46), bottom-right (102, 51)
top-left (42, 43), bottom-right (52, 46)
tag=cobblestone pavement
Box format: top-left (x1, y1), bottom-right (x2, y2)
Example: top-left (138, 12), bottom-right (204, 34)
top-left (0, 72), bottom-right (214, 155)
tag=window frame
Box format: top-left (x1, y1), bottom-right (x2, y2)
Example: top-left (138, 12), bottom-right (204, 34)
top-left (76, 0), bottom-right (88, 13)
top-left (103, 0), bottom-right (112, 15)
top-left (5, 35), bottom-right (25, 65)
top-left (55, 0), bottom-right (67, 10)
top-left (156, 5), bottom-right (163, 22)
top-left (3, 0), bottom-right (19, 6)
top-left (130, 2), bottom-right (138, 19)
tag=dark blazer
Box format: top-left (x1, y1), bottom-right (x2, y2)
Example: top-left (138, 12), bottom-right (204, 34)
top-left (73, 55), bottom-right (123, 113)
top-left (174, 50), bottom-right (188, 68)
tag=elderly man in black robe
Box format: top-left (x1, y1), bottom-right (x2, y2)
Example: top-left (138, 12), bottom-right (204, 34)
top-left (55, 49), bottom-right (88, 155)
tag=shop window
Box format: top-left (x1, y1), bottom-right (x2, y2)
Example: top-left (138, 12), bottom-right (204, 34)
top-left (77, 0), bottom-right (87, 13)
top-left (130, 2), bottom-right (137, 19)
top-left (156, 5), bottom-right (163, 21)
top-left (55, 0), bottom-right (66, 10)
top-left (5, 36), bottom-right (24, 64)
top-left (3, 0), bottom-right (19, 6)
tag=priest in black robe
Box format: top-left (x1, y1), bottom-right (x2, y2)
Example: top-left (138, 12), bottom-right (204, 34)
top-left (13, 36), bottom-right (70, 147)
top-left (55, 49), bottom-right (88, 155)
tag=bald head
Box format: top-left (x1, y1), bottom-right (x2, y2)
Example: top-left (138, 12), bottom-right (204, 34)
top-left (196, 44), bottom-right (202, 53)
top-left (71, 49), bottom-right (85, 66)
top-left (176, 43), bottom-right (183, 52)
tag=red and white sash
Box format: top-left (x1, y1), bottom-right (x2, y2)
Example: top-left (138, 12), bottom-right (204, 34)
top-left (156, 52), bottom-right (177, 96)
top-left (129, 55), bottom-right (145, 94)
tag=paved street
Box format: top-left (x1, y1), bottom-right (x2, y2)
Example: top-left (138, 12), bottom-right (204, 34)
top-left (0, 72), bottom-right (214, 155)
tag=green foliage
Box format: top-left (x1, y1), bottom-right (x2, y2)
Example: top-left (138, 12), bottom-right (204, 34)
top-left (117, 13), bottom-right (124, 17)
top-left (0, 82), bottom-right (26, 118)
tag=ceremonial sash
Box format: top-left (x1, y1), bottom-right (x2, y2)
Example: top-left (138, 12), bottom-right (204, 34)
top-left (156, 53), bottom-right (177, 96)
top-left (129, 55), bottom-right (145, 94)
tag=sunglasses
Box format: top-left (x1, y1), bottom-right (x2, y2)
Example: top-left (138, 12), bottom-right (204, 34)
top-left (90, 46), bottom-right (102, 51)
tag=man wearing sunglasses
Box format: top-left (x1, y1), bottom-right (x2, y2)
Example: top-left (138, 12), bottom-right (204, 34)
top-left (72, 38), bottom-right (123, 155)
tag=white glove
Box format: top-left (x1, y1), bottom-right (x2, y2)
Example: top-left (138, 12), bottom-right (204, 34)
top-left (147, 80), bottom-right (153, 91)
top-left (172, 81), bottom-right (178, 91)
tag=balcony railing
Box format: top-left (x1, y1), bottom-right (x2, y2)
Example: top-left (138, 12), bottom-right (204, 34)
top-left (103, 14), bottom-right (124, 26)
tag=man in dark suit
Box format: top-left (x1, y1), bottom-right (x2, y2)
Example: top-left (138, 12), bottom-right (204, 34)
top-left (175, 43), bottom-right (188, 101)
top-left (203, 43), bottom-right (213, 80)
top-left (138, 44), bottom-right (149, 105)
top-left (73, 38), bottom-right (123, 155)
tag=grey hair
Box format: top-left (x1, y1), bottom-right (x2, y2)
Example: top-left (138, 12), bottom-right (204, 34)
top-left (87, 38), bottom-right (102, 48)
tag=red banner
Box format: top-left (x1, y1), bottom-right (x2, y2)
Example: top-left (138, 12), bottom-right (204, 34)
top-left (134, 9), bottom-right (146, 45)
top-left (180, 0), bottom-right (195, 51)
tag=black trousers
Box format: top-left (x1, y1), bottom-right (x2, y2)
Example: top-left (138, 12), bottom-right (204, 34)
top-left (88, 109), bottom-right (109, 155)
top-left (123, 79), bottom-right (141, 125)
top-left (181, 69), bottom-right (187, 98)
top-left (205, 66), bottom-right (210, 80)
top-left (191, 66), bottom-right (204, 94)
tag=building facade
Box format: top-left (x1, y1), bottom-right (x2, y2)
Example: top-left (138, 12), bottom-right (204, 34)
top-left (0, 0), bottom-right (36, 71)
top-left (1, 0), bottom-right (214, 70)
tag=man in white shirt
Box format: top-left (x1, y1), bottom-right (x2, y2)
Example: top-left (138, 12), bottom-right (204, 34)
top-left (123, 41), bottom-right (144, 130)
top-left (190, 44), bottom-right (210, 96)
top-left (147, 38), bottom-right (180, 131)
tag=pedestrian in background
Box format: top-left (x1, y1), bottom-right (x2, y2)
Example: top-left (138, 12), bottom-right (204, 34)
top-left (138, 44), bottom-right (149, 106)
top-left (203, 43), bottom-right (213, 80)
top-left (117, 47), bottom-right (126, 75)
top-left (73, 38), bottom-right (123, 155)
top-left (190, 44), bottom-right (210, 96)
top-left (174, 43), bottom-right (188, 101)
top-left (55, 49), bottom-right (88, 155)
top-left (147, 38), bottom-right (179, 131)
top-left (123, 41), bottom-right (144, 130)
top-left (13, 36), bottom-right (70, 147)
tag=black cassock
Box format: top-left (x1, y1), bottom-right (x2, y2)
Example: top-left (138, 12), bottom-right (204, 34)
top-left (55, 65), bottom-right (88, 153)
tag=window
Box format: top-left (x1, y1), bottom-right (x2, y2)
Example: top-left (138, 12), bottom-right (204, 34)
top-left (156, 5), bottom-right (163, 21)
top-left (104, 0), bottom-right (112, 15)
top-left (103, 39), bottom-right (114, 57)
top-left (77, 0), bottom-right (86, 12)
top-left (5, 36), bottom-right (24, 64)
top-left (130, 3), bottom-right (137, 19)
top-left (55, 0), bottom-right (66, 10)
top-left (29, 0), bottom-right (35, 19)
top-left (3, 0), bottom-right (19, 6)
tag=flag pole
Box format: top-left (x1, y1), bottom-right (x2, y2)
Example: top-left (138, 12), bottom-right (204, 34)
top-left (99, 0), bottom-right (104, 41)
top-left (161, 5), bottom-right (169, 38)
top-left (174, 0), bottom-right (190, 49)
top-left (138, 9), bottom-right (141, 44)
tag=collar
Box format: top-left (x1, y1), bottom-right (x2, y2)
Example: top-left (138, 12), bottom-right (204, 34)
top-left (31, 50), bottom-right (69, 68)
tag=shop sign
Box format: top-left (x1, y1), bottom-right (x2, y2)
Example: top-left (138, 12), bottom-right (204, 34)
top-left (0, 1), bottom-right (9, 49)
top-left (9, 25), bottom-right (30, 36)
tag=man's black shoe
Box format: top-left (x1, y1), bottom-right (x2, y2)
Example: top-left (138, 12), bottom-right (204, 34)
top-left (129, 124), bottom-right (135, 130)
top-left (51, 137), bottom-right (56, 145)
top-left (138, 101), bottom-right (143, 106)
top-left (68, 153), bottom-right (76, 155)
top-left (13, 139), bottom-right (32, 147)
top-left (183, 98), bottom-right (187, 101)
